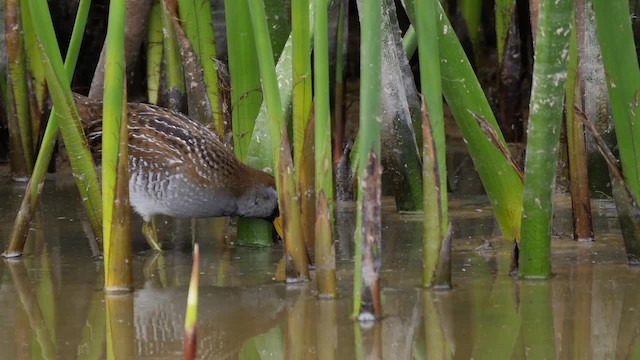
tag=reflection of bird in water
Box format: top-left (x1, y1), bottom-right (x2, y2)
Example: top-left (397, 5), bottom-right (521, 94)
top-left (74, 93), bottom-right (280, 250)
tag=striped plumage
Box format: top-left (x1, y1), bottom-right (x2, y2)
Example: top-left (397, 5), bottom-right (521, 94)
top-left (74, 93), bottom-right (278, 249)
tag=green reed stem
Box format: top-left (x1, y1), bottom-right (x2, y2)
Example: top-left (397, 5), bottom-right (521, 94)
top-left (147, 0), bottom-right (163, 104)
top-left (459, 0), bottom-right (482, 57)
top-left (226, 0), bottom-right (261, 161)
top-left (161, 0), bottom-right (185, 111)
top-left (495, 0), bottom-right (516, 62)
top-left (248, 0), bottom-right (309, 280)
top-left (314, 0), bottom-right (336, 296)
top-left (177, 0), bottom-right (223, 135)
top-left (415, 0), bottom-right (448, 288)
top-left (103, 0), bottom-right (132, 291)
top-left (353, 0), bottom-right (382, 320)
top-left (225, 0), bottom-right (272, 247)
top-left (520, 0), bottom-right (573, 278)
top-left (6, 0), bottom-right (34, 177)
top-left (293, 0), bottom-right (312, 169)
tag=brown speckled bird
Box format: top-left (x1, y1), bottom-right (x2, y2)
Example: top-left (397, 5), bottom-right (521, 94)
top-left (74, 93), bottom-right (279, 250)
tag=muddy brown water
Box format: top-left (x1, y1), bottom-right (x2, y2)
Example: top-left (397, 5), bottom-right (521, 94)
top-left (1, 165), bottom-right (639, 359)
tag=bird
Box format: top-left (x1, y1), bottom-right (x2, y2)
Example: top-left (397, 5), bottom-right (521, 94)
top-left (73, 93), bottom-right (280, 250)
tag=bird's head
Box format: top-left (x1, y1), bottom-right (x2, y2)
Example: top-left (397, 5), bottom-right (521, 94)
top-left (236, 183), bottom-right (279, 220)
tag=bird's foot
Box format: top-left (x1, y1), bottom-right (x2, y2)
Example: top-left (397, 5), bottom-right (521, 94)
top-left (142, 218), bottom-right (164, 251)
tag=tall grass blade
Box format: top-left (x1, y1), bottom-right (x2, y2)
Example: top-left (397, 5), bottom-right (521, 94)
top-left (520, 0), bottom-right (573, 278)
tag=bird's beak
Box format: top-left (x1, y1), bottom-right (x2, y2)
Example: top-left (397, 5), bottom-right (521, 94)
top-left (273, 216), bottom-right (284, 239)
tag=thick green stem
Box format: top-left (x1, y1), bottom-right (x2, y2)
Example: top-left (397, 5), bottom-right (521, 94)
top-left (314, 0), bottom-right (336, 296)
top-left (353, 0), bottom-right (382, 321)
top-left (520, 0), bottom-right (573, 278)
top-left (103, 0), bottom-right (132, 291)
top-left (415, 0), bottom-right (447, 287)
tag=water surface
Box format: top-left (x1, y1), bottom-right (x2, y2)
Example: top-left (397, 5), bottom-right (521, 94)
top-left (1, 167), bottom-right (639, 359)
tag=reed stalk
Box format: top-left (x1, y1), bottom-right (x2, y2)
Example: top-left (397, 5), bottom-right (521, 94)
top-left (332, 0), bottom-right (348, 163)
top-left (248, 0), bottom-right (309, 280)
top-left (291, 0), bottom-right (315, 259)
top-left (166, 3), bottom-right (215, 127)
top-left (243, 5), bottom-right (315, 249)
top-left (183, 243), bottom-right (200, 360)
top-left (415, 0), bottom-right (448, 288)
top-left (225, 0), bottom-right (271, 246)
top-left (103, 0), bottom-right (132, 291)
top-left (565, 20), bottom-right (593, 242)
top-left (404, 1), bottom-right (524, 242)
top-left (5, 0), bottom-right (34, 178)
top-left (520, 0), bottom-right (573, 278)
top-left (313, 0), bottom-right (336, 297)
top-left (353, 0), bottom-right (382, 321)
top-left (177, 0), bottom-right (223, 134)
top-left (225, 0), bottom-right (261, 161)
top-left (147, 0), bottom-right (163, 105)
top-left (495, 0), bottom-right (517, 62)
top-left (3, 0), bottom-right (92, 257)
top-left (26, 0), bottom-right (103, 246)
top-left (161, 0), bottom-right (185, 111)
top-left (19, 0), bottom-right (45, 137)
top-left (592, 0), bottom-right (640, 201)
top-left (293, 0), bottom-right (312, 170)
top-left (459, 0), bottom-right (482, 57)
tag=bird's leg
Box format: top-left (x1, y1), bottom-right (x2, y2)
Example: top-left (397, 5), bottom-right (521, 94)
top-left (142, 217), bottom-right (163, 251)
